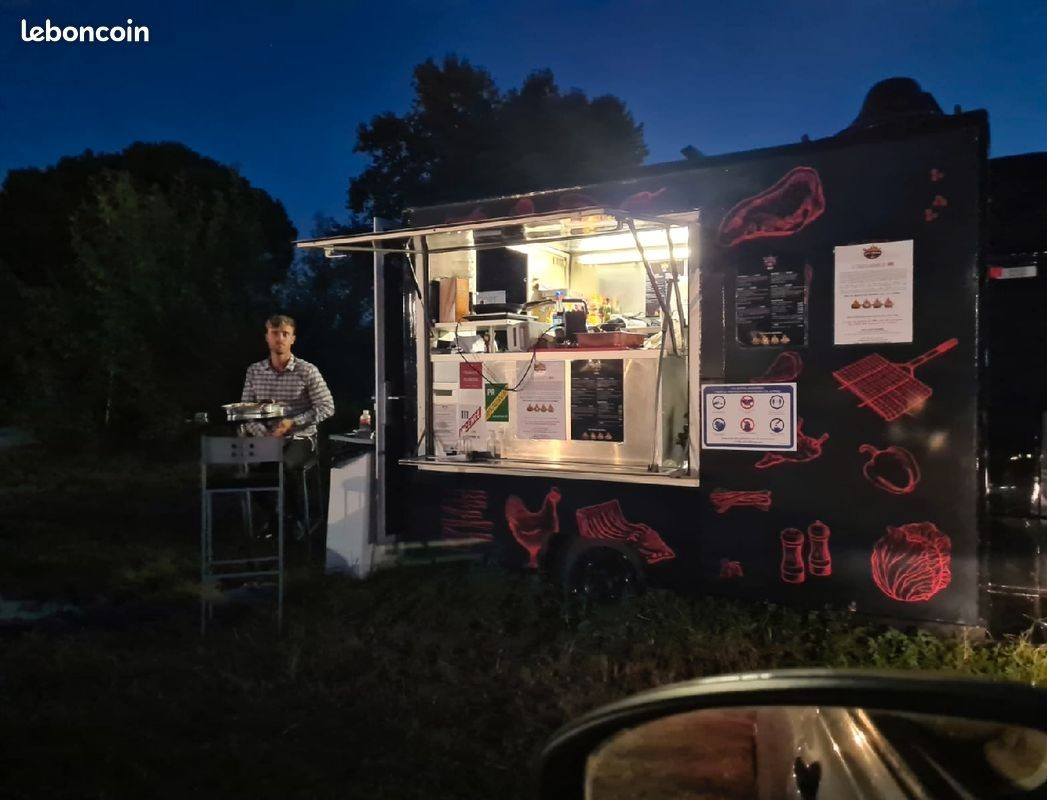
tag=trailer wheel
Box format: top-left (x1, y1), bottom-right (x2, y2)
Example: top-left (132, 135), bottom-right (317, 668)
top-left (558, 537), bottom-right (646, 606)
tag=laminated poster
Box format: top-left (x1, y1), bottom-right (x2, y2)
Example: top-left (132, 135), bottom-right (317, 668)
top-left (516, 360), bottom-right (566, 440)
top-left (834, 240), bottom-right (914, 345)
top-left (570, 359), bottom-right (625, 442)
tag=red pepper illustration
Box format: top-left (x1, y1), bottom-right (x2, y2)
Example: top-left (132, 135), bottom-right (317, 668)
top-left (870, 522), bottom-right (951, 602)
top-left (859, 444), bottom-right (921, 495)
top-left (755, 418), bottom-right (828, 469)
top-left (717, 167), bottom-right (826, 247)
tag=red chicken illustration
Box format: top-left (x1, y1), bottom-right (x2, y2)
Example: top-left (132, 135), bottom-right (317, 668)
top-left (505, 487), bottom-right (563, 569)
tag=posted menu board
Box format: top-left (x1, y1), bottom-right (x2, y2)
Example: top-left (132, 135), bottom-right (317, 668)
top-left (735, 254), bottom-right (807, 347)
top-left (516, 361), bottom-right (566, 440)
top-left (570, 359), bottom-right (624, 442)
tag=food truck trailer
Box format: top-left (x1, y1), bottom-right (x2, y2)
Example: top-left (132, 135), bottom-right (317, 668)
top-left (302, 97), bottom-right (1047, 629)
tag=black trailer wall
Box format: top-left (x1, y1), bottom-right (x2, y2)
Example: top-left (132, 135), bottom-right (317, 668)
top-left (401, 115), bottom-right (987, 625)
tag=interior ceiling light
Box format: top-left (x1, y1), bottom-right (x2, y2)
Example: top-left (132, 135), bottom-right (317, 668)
top-left (576, 246), bottom-right (690, 265)
top-left (572, 227), bottom-right (689, 253)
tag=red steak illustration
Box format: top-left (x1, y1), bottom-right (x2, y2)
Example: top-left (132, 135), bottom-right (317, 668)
top-left (505, 487), bottom-right (562, 569)
top-left (717, 167), bottom-right (826, 247)
top-left (870, 522), bottom-right (951, 602)
top-left (575, 499), bottom-right (675, 564)
top-left (750, 351), bottom-right (803, 383)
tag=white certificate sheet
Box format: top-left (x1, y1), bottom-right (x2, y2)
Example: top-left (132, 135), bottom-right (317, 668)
top-left (515, 360), bottom-right (566, 440)
top-left (834, 240), bottom-right (913, 345)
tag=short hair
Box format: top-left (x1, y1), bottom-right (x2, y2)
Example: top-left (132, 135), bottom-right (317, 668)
top-left (265, 314), bottom-right (296, 331)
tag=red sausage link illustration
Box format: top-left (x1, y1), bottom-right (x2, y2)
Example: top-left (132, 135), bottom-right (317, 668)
top-left (710, 490), bottom-right (773, 513)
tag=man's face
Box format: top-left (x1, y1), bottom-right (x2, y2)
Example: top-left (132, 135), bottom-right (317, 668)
top-left (265, 324), bottom-right (296, 356)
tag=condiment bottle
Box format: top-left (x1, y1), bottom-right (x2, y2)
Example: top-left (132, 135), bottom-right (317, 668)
top-left (359, 409), bottom-right (372, 430)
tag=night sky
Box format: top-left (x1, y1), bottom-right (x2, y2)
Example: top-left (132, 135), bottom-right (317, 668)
top-left (2, 0), bottom-right (1044, 238)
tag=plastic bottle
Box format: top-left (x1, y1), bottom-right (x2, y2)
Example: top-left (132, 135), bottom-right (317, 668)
top-left (359, 409), bottom-right (372, 431)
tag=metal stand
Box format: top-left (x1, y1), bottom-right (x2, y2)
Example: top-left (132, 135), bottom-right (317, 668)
top-left (200, 436), bottom-right (285, 633)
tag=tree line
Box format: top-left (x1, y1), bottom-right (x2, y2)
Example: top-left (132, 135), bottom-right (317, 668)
top-left (1, 56), bottom-right (647, 448)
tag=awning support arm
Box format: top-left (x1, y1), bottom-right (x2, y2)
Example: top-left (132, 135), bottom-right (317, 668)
top-left (624, 218), bottom-right (678, 356)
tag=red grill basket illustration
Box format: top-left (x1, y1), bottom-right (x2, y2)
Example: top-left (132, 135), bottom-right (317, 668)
top-left (832, 338), bottom-right (957, 421)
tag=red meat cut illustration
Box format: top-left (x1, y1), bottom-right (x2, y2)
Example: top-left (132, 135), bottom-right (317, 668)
top-left (717, 167), bottom-right (826, 247)
top-left (870, 522), bottom-right (952, 603)
top-left (504, 487), bottom-right (562, 569)
top-left (719, 559), bottom-right (744, 579)
top-left (440, 490), bottom-right (495, 540)
top-left (710, 489), bottom-right (773, 513)
top-left (754, 418), bottom-right (828, 469)
top-left (859, 444), bottom-right (921, 495)
top-left (750, 351), bottom-right (803, 383)
top-left (833, 339), bottom-right (958, 421)
top-left (575, 499), bottom-right (675, 564)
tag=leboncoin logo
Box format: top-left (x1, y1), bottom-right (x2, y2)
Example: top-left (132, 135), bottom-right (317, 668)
top-left (21, 18), bottom-right (150, 43)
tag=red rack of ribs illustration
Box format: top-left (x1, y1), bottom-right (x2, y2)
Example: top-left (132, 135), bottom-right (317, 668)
top-left (717, 167), bottom-right (826, 247)
top-left (440, 489), bottom-right (495, 540)
top-left (806, 520), bottom-right (831, 577)
top-left (832, 338), bottom-right (958, 421)
top-left (719, 559), bottom-right (744, 579)
top-left (504, 487), bottom-right (562, 568)
top-left (754, 418), bottom-right (828, 469)
top-left (750, 351), bottom-right (803, 383)
top-left (780, 528), bottom-right (806, 584)
top-left (710, 490), bottom-right (773, 514)
top-left (575, 499), bottom-right (675, 564)
top-left (870, 522), bottom-right (952, 602)
top-left (859, 444), bottom-right (921, 495)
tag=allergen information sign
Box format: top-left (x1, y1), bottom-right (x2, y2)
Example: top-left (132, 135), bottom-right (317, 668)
top-left (701, 383), bottom-right (797, 450)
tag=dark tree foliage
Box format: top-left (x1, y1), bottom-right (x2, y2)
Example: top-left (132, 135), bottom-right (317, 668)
top-left (278, 216), bottom-right (375, 431)
top-left (349, 57), bottom-right (648, 219)
top-left (0, 143), bottom-right (296, 445)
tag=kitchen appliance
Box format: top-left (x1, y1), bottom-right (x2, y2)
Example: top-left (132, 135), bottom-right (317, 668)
top-left (573, 331), bottom-right (647, 349)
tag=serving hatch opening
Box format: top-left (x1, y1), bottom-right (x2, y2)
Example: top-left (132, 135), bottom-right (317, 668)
top-left (296, 206), bottom-right (701, 488)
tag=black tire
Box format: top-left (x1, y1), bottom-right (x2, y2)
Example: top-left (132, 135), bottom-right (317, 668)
top-left (557, 536), bottom-right (647, 605)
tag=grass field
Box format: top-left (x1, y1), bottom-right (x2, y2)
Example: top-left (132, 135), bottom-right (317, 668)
top-left (2, 444), bottom-right (1046, 799)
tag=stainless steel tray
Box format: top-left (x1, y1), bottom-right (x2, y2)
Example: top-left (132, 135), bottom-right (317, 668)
top-left (222, 402), bottom-right (289, 421)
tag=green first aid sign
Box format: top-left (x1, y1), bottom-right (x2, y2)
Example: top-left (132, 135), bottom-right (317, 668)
top-left (485, 383), bottom-right (509, 422)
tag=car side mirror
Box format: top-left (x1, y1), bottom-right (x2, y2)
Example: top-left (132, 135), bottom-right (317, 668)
top-left (539, 669), bottom-right (1047, 799)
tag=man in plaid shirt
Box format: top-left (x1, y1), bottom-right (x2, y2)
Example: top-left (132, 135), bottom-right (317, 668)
top-left (242, 314), bottom-right (334, 538)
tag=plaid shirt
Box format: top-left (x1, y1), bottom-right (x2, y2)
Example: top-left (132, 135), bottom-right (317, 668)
top-left (241, 355), bottom-right (334, 439)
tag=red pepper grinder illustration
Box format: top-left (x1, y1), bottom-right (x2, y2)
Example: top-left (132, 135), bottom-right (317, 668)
top-left (780, 528), bottom-right (806, 584)
top-left (807, 520), bottom-right (832, 577)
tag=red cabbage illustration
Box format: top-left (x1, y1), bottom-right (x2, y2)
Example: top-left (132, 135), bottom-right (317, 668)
top-left (870, 522), bottom-right (952, 602)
